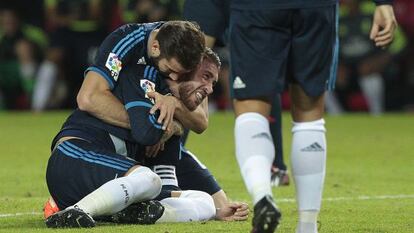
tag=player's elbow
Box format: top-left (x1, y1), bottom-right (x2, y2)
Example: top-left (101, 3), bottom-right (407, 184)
top-left (76, 90), bottom-right (93, 111)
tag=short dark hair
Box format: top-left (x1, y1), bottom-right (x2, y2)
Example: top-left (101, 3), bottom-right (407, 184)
top-left (203, 47), bottom-right (221, 69)
top-left (156, 21), bottom-right (205, 70)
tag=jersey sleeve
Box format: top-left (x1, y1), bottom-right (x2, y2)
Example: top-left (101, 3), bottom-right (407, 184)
top-left (85, 24), bottom-right (146, 90)
top-left (121, 66), bottom-right (164, 146)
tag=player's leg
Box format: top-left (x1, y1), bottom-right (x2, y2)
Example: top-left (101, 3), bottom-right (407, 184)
top-left (289, 4), bottom-right (338, 233)
top-left (229, 8), bottom-right (292, 232)
top-left (157, 190), bottom-right (216, 222)
top-left (290, 84), bottom-right (326, 233)
top-left (45, 139), bottom-right (161, 228)
top-left (270, 94), bottom-right (290, 186)
top-left (108, 146), bottom-right (220, 224)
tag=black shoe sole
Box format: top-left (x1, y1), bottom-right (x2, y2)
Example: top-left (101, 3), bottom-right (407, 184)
top-left (111, 200), bottom-right (164, 225)
top-left (45, 208), bottom-right (95, 228)
top-left (251, 196), bottom-right (282, 233)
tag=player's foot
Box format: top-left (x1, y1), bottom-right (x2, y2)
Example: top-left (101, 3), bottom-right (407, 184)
top-left (43, 197), bottom-right (60, 219)
top-left (251, 195), bottom-right (281, 233)
top-left (271, 166), bottom-right (290, 187)
top-left (45, 207), bottom-right (95, 228)
top-left (111, 200), bottom-right (165, 224)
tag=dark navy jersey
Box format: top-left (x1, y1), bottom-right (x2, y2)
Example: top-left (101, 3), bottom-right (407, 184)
top-left (231, 0), bottom-right (392, 10)
top-left (85, 22), bottom-right (163, 90)
top-left (54, 63), bottom-right (170, 150)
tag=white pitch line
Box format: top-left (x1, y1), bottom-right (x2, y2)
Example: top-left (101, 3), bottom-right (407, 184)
top-left (1, 194), bottom-right (414, 218)
top-left (276, 194), bottom-right (414, 203)
top-left (0, 211), bottom-right (42, 218)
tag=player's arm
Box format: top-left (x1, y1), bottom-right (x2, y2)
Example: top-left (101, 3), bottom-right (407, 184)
top-left (212, 190), bottom-right (249, 221)
top-left (174, 98), bottom-right (209, 134)
top-left (146, 119), bottom-right (184, 157)
top-left (371, 0), bottom-right (397, 48)
top-left (78, 24), bottom-right (146, 129)
top-left (147, 91), bottom-right (208, 133)
top-left (124, 98), bottom-right (165, 145)
top-left (77, 71), bottom-right (130, 129)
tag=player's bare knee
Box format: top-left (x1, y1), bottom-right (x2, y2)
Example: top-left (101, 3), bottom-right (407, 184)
top-left (290, 85), bottom-right (325, 121)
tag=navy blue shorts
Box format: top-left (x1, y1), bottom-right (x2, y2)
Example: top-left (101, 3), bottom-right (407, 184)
top-left (176, 147), bottom-right (221, 195)
top-left (46, 139), bottom-right (137, 209)
top-left (183, 0), bottom-right (230, 43)
top-left (229, 5), bottom-right (339, 98)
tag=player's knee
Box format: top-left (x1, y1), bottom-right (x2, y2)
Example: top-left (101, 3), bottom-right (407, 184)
top-left (180, 190), bottom-right (216, 220)
top-left (127, 166), bottom-right (162, 199)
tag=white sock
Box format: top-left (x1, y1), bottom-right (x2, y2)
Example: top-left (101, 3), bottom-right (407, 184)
top-left (235, 112), bottom-right (275, 205)
top-left (296, 210), bottom-right (318, 233)
top-left (157, 190), bottom-right (215, 223)
top-left (291, 119), bottom-right (326, 233)
top-left (359, 73), bottom-right (384, 115)
top-left (67, 166), bottom-right (161, 217)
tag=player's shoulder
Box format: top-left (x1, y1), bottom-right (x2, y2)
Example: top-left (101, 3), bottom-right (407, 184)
top-left (116, 22), bottom-right (164, 33)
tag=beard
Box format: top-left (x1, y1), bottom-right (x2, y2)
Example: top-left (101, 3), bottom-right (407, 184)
top-left (178, 82), bottom-right (203, 111)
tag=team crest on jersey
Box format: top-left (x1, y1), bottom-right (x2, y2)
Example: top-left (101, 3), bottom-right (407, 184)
top-left (140, 79), bottom-right (156, 103)
top-left (105, 53), bottom-right (122, 81)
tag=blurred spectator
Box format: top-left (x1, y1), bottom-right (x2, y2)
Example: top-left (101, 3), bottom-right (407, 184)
top-left (325, 0), bottom-right (406, 115)
top-left (36, 0), bottom-right (106, 110)
top-left (0, 0), bottom-right (45, 28)
top-left (0, 7), bottom-right (46, 110)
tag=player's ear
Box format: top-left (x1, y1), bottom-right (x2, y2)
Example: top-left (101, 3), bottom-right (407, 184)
top-left (151, 40), bottom-right (161, 58)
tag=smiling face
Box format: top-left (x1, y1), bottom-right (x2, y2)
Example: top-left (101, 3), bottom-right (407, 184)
top-left (177, 57), bottom-right (219, 111)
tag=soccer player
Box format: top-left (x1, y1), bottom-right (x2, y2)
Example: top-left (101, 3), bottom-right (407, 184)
top-left (229, 1), bottom-right (397, 233)
top-left (76, 20), bottom-right (206, 133)
top-left (183, 0), bottom-right (289, 186)
top-left (45, 49), bottom-right (221, 228)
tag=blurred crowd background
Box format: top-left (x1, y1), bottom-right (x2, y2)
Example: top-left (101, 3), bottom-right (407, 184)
top-left (0, 0), bottom-right (413, 115)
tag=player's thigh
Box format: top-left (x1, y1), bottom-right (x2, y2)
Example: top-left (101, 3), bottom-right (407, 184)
top-left (46, 139), bottom-right (136, 209)
top-left (289, 4), bottom-right (338, 98)
top-left (229, 9), bottom-right (291, 103)
top-left (183, 0), bottom-right (229, 40)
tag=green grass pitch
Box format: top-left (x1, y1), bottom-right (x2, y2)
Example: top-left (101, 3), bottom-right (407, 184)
top-left (0, 111), bottom-right (413, 232)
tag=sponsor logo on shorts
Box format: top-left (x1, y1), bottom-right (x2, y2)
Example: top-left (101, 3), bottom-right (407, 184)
top-left (140, 79), bottom-right (156, 103)
top-left (105, 53), bottom-right (122, 81)
top-left (233, 76), bottom-right (246, 89)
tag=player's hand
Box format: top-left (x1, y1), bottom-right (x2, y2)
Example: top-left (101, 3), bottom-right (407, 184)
top-left (147, 91), bottom-right (179, 131)
top-left (216, 202), bottom-right (249, 221)
top-left (370, 5), bottom-right (397, 48)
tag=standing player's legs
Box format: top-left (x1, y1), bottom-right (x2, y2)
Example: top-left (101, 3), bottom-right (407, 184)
top-left (230, 8), bottom-right (291, 232)
top-left (288, 5), bottom-right (337, 233)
